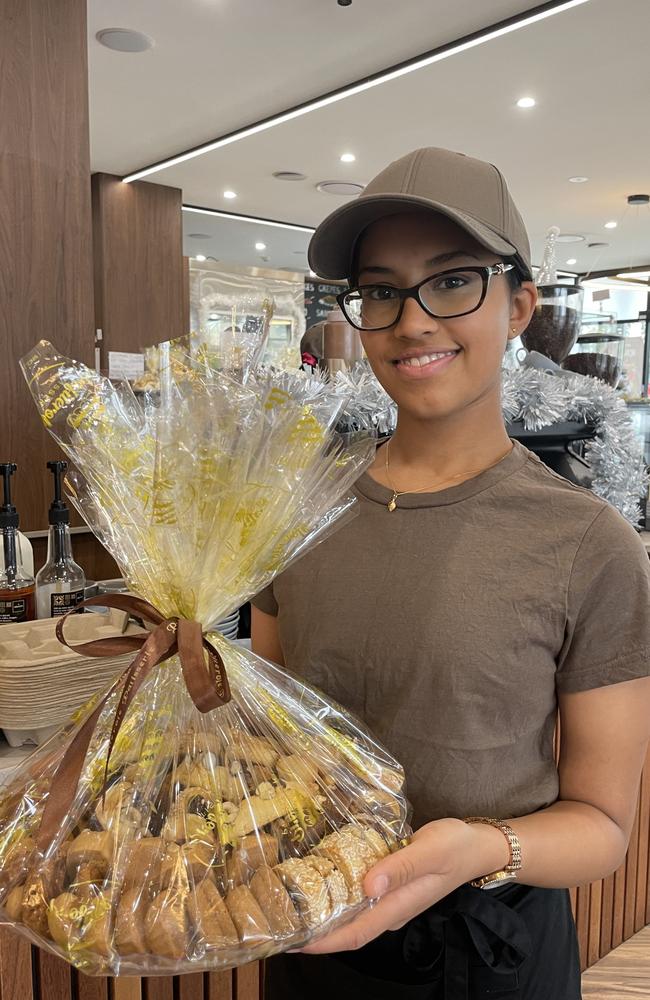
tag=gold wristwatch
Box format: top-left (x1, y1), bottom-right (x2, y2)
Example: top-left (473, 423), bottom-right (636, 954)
top-left (463, 816), bottom-right (522, 890)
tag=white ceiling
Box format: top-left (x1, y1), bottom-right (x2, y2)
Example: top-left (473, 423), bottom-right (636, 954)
top-left (181, 208), bottom-right (313, 273)
top-left (88, 0), bottom-right (650, 276)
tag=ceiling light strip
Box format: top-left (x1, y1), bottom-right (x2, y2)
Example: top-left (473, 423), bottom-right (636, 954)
top-left (184, 206), bottom-right (583, 277)
top-left (182, 205), bottom-right (315, 233)
top-left (123, 0), bottom-right (591, 183)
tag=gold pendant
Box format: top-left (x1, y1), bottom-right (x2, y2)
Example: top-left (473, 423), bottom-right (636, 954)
top-left (387, 494), bottom-right (397, 512)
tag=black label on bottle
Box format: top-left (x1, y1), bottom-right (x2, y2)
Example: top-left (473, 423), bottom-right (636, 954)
top-left (51, 590), bottom-right (85, 618)
top-left (0, 591), bottom-right (35, 623)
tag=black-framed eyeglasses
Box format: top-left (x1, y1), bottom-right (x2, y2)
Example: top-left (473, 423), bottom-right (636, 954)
top-left (337, 263), bottom-right (514, 332)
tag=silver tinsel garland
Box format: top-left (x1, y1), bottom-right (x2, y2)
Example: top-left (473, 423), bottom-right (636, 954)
top-left (502, 368), bottom-right (649, 524)
top-left (329, 362), bottom-right (648, 525)
top-left (330, 364), bottom-right (397, 436)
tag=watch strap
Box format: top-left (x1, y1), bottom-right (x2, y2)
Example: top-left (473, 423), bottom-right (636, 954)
top-left (463, 816), bottom-right (522, 888)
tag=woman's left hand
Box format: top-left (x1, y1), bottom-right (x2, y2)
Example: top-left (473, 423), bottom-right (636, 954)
top-left (298, 817), bottom-right (504, 955)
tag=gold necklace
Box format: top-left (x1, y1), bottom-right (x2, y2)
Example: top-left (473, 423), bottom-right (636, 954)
top-left (383, 440), bottom-right (513, 512)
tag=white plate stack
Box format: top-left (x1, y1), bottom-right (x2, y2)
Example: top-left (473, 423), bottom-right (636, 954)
top-left (212, 609), bottom-right (240, 640)
top-left (0, 610), bottom-right (147, 747)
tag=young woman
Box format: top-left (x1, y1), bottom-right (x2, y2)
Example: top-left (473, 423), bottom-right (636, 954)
top-left (252, 148), bottom-right (650, 999)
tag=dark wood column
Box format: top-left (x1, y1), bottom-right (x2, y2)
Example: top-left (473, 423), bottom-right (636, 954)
top-left (0, 0), bottom-right (94, 530)
top-left (91, 173), bottom-right (186, 359)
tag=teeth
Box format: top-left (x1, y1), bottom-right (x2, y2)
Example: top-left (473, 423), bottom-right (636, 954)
top-left (399, 351), bottom-right (457, 367)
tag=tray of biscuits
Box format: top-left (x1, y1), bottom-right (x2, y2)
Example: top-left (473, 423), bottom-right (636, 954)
top-left (0, 649), bottom-right (409, 975)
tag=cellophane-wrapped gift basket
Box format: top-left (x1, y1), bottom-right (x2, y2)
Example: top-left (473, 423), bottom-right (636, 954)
top-left (0, 340), bottom-right (410, 975)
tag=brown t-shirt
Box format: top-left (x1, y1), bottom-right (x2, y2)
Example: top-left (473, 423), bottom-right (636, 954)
top-left (252, 441), bottom-right (650, 828)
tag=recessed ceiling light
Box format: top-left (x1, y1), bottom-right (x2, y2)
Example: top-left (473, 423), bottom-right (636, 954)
top-left (516, 96), bottom-right (536, 108)
top-left (194, 254), bottom-right (207, 262)
top-left (569, 176), bottom-right (589, 183)
top-left (604, 220), bottom-right (617, 229)
top-left (566, 258), bottom-right (577, 266)
top-left (317, 181), bottom-right (365, 196)
top-left (255, 242), bottom-right (266, 251)
top-left (627, 193), bottom-right (649, 206)
top-left (340, 153), bottom-right (356, 163)
top-left (223, 190), bottom-right (237, 200)
top-left (272, 171), bottom-right (307, 181)
top-left (208, 313), bottom-right (219, 321)
top-left (188, 232), bottom-right (211, 239)
top-left (587, 241), bottom-right (609, 248)
top-left (124, 0), bottom-right (592, 183)
top-left (293, 250), bottom-right (306, 255)
top-left (96, 28), bottom-right (154, 53)
top-left (556, 234), bottom-right (585, 244)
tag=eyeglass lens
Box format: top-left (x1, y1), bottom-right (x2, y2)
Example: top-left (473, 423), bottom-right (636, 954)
top-left (343, 269), bottom-right (486, 329)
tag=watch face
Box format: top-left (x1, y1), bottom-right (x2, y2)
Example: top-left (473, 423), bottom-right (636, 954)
top-left (481, 874), bottom-right (517, 890)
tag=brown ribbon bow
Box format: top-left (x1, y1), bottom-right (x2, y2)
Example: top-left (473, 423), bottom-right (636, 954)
top-left (36, 594), bottom-right (231, 850)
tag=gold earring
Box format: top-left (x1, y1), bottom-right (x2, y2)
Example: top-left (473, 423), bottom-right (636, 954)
top-left (511, 327), bottom-right (517, 335)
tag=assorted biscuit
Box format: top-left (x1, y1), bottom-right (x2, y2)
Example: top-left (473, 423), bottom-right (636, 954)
top-left (0, 725), bottom-right (404, 974)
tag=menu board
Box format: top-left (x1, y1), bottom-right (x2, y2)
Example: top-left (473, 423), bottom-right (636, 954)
top-left (304, 280), bottom-right (345, 329)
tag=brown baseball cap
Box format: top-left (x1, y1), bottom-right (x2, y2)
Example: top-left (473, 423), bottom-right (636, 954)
top-left (308, 147), bottom-right (532, 281)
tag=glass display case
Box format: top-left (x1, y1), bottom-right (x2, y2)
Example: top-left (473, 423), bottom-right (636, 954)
top-left (627, 402), bottom-right (650, 465)
top-left (619, 318), bottom-right (648, 397)
top-left (580, 279), bottom-right (649, 397)
top-left (189, 259), bottom-right (305, 371)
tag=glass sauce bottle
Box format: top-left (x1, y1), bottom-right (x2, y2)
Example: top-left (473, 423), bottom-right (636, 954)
top-left (0, 463), bottom-right (36, 623)
top-left (36, 461), bottom-right (85, 619)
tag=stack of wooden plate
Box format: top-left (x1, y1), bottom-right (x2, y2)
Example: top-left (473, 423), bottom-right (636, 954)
top-left (0, 610), bottom-right (146, 746)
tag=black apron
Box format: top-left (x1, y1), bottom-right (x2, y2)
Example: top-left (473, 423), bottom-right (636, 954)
top-left (264, 882), bottom-right (581, 1000)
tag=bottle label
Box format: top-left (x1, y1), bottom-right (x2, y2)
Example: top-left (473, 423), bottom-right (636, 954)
top-left (0, 591), bottom-right (36, 624)
top-left (51, 590), bottom-right (85, 618)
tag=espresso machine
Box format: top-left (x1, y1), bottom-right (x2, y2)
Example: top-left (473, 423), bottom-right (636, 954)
top-left (506, 419), bottom-right (597, 489)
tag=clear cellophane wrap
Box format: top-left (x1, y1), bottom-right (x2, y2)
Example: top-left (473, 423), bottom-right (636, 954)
top-left (0, 341), bottom-right (411, 976)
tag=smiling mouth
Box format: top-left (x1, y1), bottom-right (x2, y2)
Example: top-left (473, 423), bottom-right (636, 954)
top-left (393, 349), bottom-right (461, 368)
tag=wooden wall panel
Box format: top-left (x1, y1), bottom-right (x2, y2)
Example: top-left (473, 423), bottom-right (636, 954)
top-left (178, 973), bottom-right (205, 1000)
top-left (587, 878), bottom-right (603, 968)
top-left (234, 964), bottom-right (261, 1000)
top-left (29, 532), bottom-right (120, 583)
top-left (142, 977), bottom-right (174, 1000)
top-left (611, 858), bottom-right (627, 949)
top-left (183, 256), bottom-right (191, 335)
top-left (35, 951), bottom-right (72, 1000)
top-left (207, 971), bottom-right (234, 1000)
top-left (75, 970), bottom-right (108, 1000)
top-left (0, 0), bottom-right (94, 531)
top-left (599, 873), bottom-right (615, 957)
top-left (111, 980), bottom-right (142, 1000)
top-left (0, 927), bottom-right (32, 1000)
top-left (91, 174), bottom-right (185, 359)
top-left (575, 885), bottom-right (590, 971)
top-left (647, 842), bottom-right (650, 925)
top-left (623, 804), bottom-right (641, 941)
top-left (636, 763), bottom-right (650, 931)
